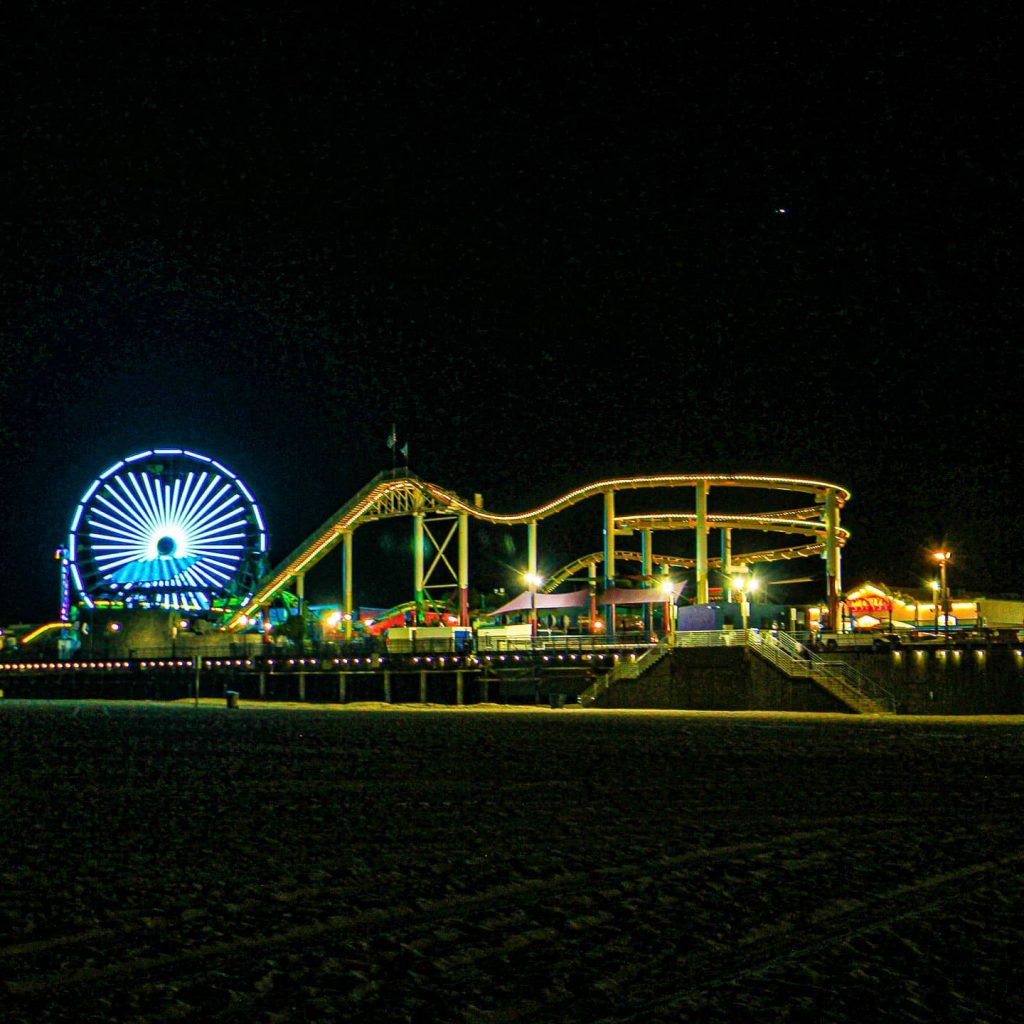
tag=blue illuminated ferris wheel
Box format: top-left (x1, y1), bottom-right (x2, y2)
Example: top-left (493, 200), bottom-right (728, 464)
top-left (69, 449), bottom-right (267, 612)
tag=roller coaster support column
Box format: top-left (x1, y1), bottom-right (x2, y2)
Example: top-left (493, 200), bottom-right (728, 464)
top-left (603, 490), bottom-right (616, 635)
top-left (662, 563), bottom-right (674, 642)
top-left (695, 480), bottom-right (710, 605)
top-left (825, 490), bottom-right (842, 630)
top-left (722, 527), bottom-right (733, 608)
top-left (459, 513), bottom-right (469, 627)
top-left (588, 562), bottom-right (598, 633)
top-left (295, 571), bottom-right (307, 701)
top-left (414, 512), bottom-right (425, 624)
top-left (642, 528), bottom-right (653, 636)
top-left (343, 531), bottom-right (354, 642)
top-left (527, 520), bottom-right (538, 634)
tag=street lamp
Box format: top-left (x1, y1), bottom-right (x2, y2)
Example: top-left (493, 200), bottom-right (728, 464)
top-left (732, 574), bottom-right (757, 629)
top-left (659, 578), bottom-right (675, 642)
top-left (524, 572), bottom-right (543, 637)
top-left (933, 550), bottom-right (952, 641)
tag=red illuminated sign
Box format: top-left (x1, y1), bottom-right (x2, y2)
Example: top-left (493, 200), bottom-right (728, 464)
top-left (845, 595), bottom-right (892, 615)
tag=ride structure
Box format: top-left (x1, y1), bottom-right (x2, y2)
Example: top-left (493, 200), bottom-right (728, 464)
top-left (67, 449), bottom-right (267, 614)
top-left (225, 470), bottom-right (850, 639)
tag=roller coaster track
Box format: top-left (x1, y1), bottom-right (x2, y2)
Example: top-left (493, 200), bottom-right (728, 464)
top-left (227, 471), bottom-right (850, 629)
top-left (543, 541), bottom-right (834, 592)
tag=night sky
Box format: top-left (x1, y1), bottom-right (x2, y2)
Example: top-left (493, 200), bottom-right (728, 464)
top-left (1, 4), bottom-right (1020, 623)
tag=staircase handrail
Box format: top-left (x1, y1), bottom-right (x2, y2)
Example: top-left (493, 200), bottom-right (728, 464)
top-left (579, 645), bottom-right (670, 705)
top-left (750, 630), bottom-right (896, 713)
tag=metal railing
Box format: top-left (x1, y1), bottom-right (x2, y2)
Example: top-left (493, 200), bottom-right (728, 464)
top-left (747, 629), bottom-right (896, 713)
top-left (671, 629), bottom-right (751, 648)
top-left (490, 634), bottom-right (657, 652)
top-left (578, 646), bottom-right (671, 705)
top-left (578, 628), bottom-right (896, 714)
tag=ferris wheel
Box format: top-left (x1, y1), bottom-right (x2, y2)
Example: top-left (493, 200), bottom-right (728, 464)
top-left (68, 449), bottom-right (267, 612)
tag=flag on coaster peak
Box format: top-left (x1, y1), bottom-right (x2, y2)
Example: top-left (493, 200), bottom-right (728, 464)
top-left (386, 424), bottom-right (397, 449)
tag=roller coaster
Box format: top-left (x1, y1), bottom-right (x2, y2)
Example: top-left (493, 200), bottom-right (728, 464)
top-left (225, 470), bottom-right (849, 636)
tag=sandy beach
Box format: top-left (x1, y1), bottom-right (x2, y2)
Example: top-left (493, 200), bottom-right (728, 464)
top-left (2, 699), bottom-right (1023, 1022)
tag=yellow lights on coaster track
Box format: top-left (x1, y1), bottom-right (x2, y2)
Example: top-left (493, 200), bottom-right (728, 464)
top-left (228, 470), bottom-right (852, 629)
top-left (18, 623), bottom-right (69, 646)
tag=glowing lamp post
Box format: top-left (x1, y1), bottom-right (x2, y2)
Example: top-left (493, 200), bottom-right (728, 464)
top-left (524, 572), bottom-right (543, 637)
top-left (732, 575), bottom-right (758, 630)
top-left (659, 579), bottom-right (675, 643)
top-left (933, 550), bottom-right (952, 641)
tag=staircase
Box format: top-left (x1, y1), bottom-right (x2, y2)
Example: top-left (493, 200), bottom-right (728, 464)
top-left (747, 630), bottom-right (895, 714)
top-left (578, 632), bottom-right (895, 715)
top-left (579, 646), bottom-right (671, 706)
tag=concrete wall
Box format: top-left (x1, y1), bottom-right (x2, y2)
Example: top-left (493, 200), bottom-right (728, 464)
top-left (594, 648), bottom-right (849, 713)
top-left (594, 646), bottom-right (1024, 715)
top-left (833, 647), bottom-right (1024, 715)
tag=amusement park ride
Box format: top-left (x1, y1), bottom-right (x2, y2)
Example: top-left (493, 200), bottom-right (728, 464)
top-left (60, 449), bottom-right (268, 616)
top-left (43, 449), bottom-right (851, 653)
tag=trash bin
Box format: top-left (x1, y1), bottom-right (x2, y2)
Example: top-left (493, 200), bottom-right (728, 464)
top-left (549, 693), bottom-right (565, 709)
top-left (225, 690), bottom-right (239, 709)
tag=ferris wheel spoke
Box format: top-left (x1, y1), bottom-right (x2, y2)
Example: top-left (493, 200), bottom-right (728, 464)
top-left (193, 538), bottom-right (245, 555)
top-left (91, 546), bottom-right (152, 570)
top-left (181, 483), bottom-right (237, 536)
top-left (190, 558), bottom-right (243, 578)
top-left (190, 542), bottom-right (247, 561)
top-left (188, 518), bottom-right (250, 548)
top-left (190, 494), bottom-right (245, 530)
top-left (140, 472), bottom-right (171, 531)
top-left (187, 475), bottom-right (231, 529)
top-left (155, 475), bottom-right (173, 526)
top-left (141, 471), bottom-right (163, 524)
top-left (116, 473), bottom-right (162, 535)
top-left (167, 477), bottom-right (183, 527)
top-left (189, 552), bottom-right (242, 577)
top-left (89, 499), bottom-right (150, 533)
top-left (125, 472), bottom-right (163, 532)
top-left (88, 505), bottom-right (146, 535)
top-left (91, 544), bottom-right (150, 569)
top-left (195, 544), bottom-right (245, 561)
top-left (87, 516), bottom-right (150, 551)
top-left (183, 564), bottom-right (226, 589)
top-left (172, 471), bottom-right (207, 527)
top-left (94, 488), bottom-right (155, 541)
top-left (189, 555), bottom-right (235, 579)
top-left (183, 507), bottom-right (245, 546)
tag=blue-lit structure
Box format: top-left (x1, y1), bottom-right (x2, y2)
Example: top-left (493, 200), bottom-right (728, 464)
top-left (68, 449), bottom-right (267, 612)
